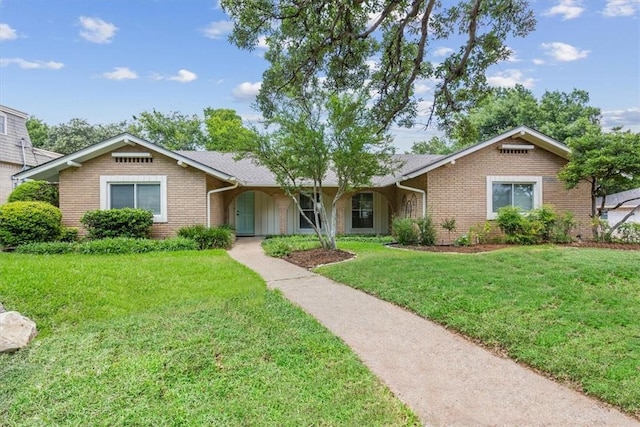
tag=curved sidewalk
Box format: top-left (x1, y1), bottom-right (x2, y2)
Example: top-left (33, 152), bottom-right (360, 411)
top-left (228, 238), bottom-right (639, 427)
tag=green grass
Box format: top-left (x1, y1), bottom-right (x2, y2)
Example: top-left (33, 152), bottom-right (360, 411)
top-left (0, 251), bottom-right (418, 426)
top-left (316, 242), bottom-right (640, 416)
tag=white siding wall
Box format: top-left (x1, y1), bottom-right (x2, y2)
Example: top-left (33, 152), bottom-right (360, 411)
top-left (228, 191), bottom-right (278, 235)
top-left (0, 162), bottom-right (20, 204)
top-left (607, 208), bottom-right (640, 226)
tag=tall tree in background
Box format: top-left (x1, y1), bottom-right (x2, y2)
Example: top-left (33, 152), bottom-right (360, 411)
top-left (559, 129), bottom-right (640, 240)
top-left (26, 118), bottom-right (129, 154)
top-left (222, 0), bottom-right (535, 132)
top-left (234, 89), bottom-right (396, 250)
top-left (130, 110), bottom-right (205, 151)
top-left (203, 108), bottom-right (258, 151)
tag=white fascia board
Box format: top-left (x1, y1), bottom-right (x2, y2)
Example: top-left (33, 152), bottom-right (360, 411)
top-left (13, 133), bottom-right (237, 184)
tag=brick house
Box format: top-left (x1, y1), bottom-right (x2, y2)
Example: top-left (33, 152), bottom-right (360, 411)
top-left (0, 105), bottom-right (61, 203)
top-left (13, 125), bottom-right (591, 242)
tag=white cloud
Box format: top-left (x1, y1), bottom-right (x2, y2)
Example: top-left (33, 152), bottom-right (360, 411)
top-left (256, 36), bottom-right (268, 50)
top-left (103, 67), bottom-right (138, 80)
top-left (168, 69), bottom-right (197, 83)
top-left (433, 47), bottom-right (454, 57)
top-left (602, 107), bottom-right (640, 130)
top-left (486, 69), bottom-right (535, 88)
top-left (532, 58), bottom-right (545, 65)
top-left (202, 20), bottom-right (233, 39)
top-left (0, 23), bottom-right (17, 41)
top-left (603, 0), bottom-right (640, 16)
top-left (233, 81), bottom-right (262, 101)
top-left (0, 57), bottom-right (64, 70)
top-left (544, 0), bottom-right (585, 19)
top-left (541, 42), bottom-right (589, 61)
top-left (79, 16), bottom-right (118, 44)
top-left (414, 80), bottom-right (432, 95)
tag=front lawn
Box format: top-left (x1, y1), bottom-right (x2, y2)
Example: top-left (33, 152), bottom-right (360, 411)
top-left (316, 243), bottom-right (640, 416)
top-left (0, 251), bottom-right (418, 426)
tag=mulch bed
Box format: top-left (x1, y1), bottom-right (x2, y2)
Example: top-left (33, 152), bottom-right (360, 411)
top-left (284, 242), bottom-right (640, 269)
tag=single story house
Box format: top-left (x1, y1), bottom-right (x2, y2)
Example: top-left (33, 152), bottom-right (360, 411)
top-left (597, 188), bottom-right (640, 227)
top-left (13, 125), bottom-right (591, 242)
top-left (0, 105), bottom-right (61, 203)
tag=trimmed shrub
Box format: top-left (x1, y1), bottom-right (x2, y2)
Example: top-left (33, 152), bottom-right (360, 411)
top-left (8, 180), bottom-right (59, 206)
top-left (177, 224), bottom-right (234, 249)
top-left (0, 201), bottom-right (62, 247)
top-left (613, 222), bottom-right (640, 243)
top-left (496, 205), bottom-right (575, 245)
top-left (60, 227), bottom-right (79, 242)
top-left (392, 217), bottom-right (419, 246)
top-left (80, 208), bottom-right (154, 239)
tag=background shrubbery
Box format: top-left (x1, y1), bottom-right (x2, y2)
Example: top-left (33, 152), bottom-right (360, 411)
top-left (0, 201), bottom-right (62, 247)
top-left (15, 237), bottom-right (198, 255)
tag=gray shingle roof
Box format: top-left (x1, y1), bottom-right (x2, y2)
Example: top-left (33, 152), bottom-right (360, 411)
top-left (0, 105), bottom-right (62, 168)
top-left (177, 151), bottom-right (444, 187)
top-left (597, 188), bottom-right (640, 208)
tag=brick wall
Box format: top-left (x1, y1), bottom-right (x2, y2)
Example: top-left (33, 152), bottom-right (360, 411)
top-left (425, 138), bottom-right (591, 242)
top-left (59, 146), bottom-right (212, 239)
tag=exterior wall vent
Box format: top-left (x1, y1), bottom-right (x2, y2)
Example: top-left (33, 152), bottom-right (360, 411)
top-left (112, 152), bottom-right (153, 163)
top-left (498, 144), bottom-right (534, 154)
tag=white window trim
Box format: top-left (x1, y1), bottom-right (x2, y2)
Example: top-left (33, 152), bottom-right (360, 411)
top-left (100, 175), bottom-right (167, 222)
top-left (0, 112), bottom-right (7, 135)
top-left (486, 176), bottom-right (542, 220)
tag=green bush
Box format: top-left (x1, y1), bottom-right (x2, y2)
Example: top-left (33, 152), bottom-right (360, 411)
top-left (60, 227), bottom-right (79, 242)
top-left (392, 217), bottom-right (419, 246)
top-left (416, 216), bottom-right (437, 246)
top-left (0, 201), bottom-right (62, 247)
top-left (496, 205), bottom-right (575, 245)
top-left (8, 180), bottom-right (59, 206)
top-left (177, 224), bottom-right (234, 249)
top-left (14, 237), bottom-right (198, 255)
top-left (613, 222), bottom-right (640, 243)
top-left (15, 241), bottom-right (78, 254)
top-left (80, 208), bottom-right (154, 239)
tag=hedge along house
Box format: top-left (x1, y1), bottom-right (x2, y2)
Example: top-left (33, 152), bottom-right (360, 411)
top-left (13, 126), bottom-right (591, 241)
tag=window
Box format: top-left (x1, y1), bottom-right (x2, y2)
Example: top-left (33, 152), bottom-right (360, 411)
top-left (0, 113), bottom-right (6, 135)
top-left (299, 193), bottom-right (321, 229)
top-left (486, 176), bottom-right (542, 219)
top-left (352, 193), bottom-right (374, 229)
top-left (100, 176), bottom-right (167, 222)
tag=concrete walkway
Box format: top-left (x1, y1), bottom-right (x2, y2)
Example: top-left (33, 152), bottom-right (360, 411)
top-left (228, 238), bottom-right (639, 427)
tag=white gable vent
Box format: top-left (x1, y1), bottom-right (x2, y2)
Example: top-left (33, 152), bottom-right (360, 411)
top-left (112, 152), bottom-right (153, 163)
top-left (499, 144), bottom-right (534, 154)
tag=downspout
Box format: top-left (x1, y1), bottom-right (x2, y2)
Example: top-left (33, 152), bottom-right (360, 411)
top-left (20, 138), bottom-right (28, 171)
top-left (207, 178), bottom-right (238, 228)
top-left (396, 178), bottom-right (426, 217)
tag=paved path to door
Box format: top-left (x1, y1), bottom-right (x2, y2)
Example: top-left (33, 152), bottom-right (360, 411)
top-left (228, 238), bottom-right (639, 427)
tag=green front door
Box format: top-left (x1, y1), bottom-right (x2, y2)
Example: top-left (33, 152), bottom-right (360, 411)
top-left (236, 192), bottom-right (255, 235)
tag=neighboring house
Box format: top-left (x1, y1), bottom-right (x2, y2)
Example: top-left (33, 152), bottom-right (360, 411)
top-left (13, 125), bottom-right (591, 241)
top-left (596, 188), bottom-right (640, 227)
top-left (0, 105), bottom-right (61, 203)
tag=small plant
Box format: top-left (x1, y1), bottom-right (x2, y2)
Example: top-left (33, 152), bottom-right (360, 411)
top-left (60, 227), bottom-right (79, 242)
top-left (455, 233), bottom-right (471, 246)
top-left (440, 217), bottom-right (457, 244)
top-left (177, 224), bottom-right (234, 249)
top-left (0, 201), bottom-right (62, 247)
top-left (416, 216), bottom-right (437, 246)
top-left (469, 221), bottom-right (496, 244)
top-left (80, 208), bottom-right (154, 240)
top-left (8, 180), bottom-right (59, 206)
top-left (392, 217), bottom-right (419, 246)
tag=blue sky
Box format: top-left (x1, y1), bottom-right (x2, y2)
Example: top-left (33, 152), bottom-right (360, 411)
top-left (0, 0), bottom-right (639, 152)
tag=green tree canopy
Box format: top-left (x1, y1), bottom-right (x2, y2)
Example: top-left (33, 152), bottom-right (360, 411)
top-left (130, 110), bottom-right (205, 151)
top-left (222, 0), bottom-right (535, 130)
top-left (28, 118), bottom-right (130, 155)
top-left (559, 129), bottom-right (640, 239)
top-left (203, 108), bottom-right (258, 151)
